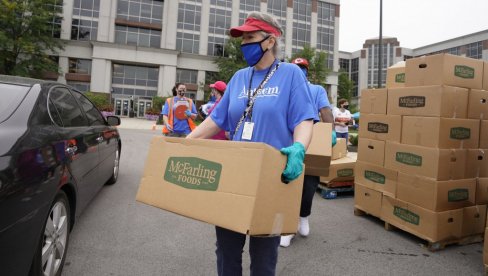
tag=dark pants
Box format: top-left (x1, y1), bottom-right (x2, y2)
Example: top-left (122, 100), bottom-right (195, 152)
top-left (215, 226), bottom-right (280, 276)
top-left (300, 175), bottom-right (320, 217)
top-left (336, 131), bottom-right (348, 141)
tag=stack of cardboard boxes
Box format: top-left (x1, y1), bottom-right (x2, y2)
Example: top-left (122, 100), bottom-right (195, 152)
top-left (355, 53), bottom-right (488, 243)
top-left (319, 138), bottom-right (357, 186)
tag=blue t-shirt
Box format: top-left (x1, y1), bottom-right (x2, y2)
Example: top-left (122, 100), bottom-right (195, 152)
top-left (161, 97), bottom-right (197, 134)
top-left (309, 83), bottom-right (331, 120)
top-left (210, 60), bottom-right (316, 150)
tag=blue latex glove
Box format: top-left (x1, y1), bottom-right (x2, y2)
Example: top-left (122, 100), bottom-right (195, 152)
top-left (184, 110), bottom-right (192, 117)
top-left (332, 130), bottom-right (337, 146)
top-left (280, 142), bottom-right (306, 183)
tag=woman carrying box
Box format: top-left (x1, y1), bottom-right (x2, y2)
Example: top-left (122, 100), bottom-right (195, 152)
top-left (187, 12), bottom-right (315, 276)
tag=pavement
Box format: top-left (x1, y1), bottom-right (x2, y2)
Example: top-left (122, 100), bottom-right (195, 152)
top-left (117, 117), bottom-right (163, 131)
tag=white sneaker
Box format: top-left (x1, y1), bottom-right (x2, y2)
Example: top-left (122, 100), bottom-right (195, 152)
top-left (298, 217), bottom-right (310, 237)
top-left (280, 235), bottom-right (295, 247)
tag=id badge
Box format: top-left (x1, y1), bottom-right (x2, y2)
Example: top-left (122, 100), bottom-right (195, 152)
top-left (241, 122), bottom-right (254, 140)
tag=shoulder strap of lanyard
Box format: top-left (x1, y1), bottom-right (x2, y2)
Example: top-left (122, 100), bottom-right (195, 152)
top-left (232, 62), bottom-right (280, 139)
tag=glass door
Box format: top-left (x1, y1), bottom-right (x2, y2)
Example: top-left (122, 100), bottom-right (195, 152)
top-left (137, 99), bottom-right (152, 118)
top-left (114, 99), bottom-right (122, 116)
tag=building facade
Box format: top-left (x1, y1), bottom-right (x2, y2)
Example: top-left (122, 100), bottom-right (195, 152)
top-left (340, 30), bottom-right (488, 107)
top-left (49, 0), bottom-right (340, 117)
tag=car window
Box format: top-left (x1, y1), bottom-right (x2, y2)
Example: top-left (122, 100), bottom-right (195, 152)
top-left (48, 87), bottom-right (88, 127)
top-left (72, 91), bottom-right (106, 126)
top-left (0, 83), bottom-right (30, 123)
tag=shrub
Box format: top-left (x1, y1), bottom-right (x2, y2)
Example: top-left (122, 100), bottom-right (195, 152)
top-left (84, 92), bottom-right (110, 109)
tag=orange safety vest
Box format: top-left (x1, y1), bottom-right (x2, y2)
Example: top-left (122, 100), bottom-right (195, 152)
top-left (162, 97), bottom-right (196, 134)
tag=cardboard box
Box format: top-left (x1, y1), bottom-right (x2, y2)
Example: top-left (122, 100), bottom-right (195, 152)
top-left (405, 53), bottom-right (484, 89)
top-left (384, 142), bottom-right (467, 180)
top-left (357, 138), bottom-right (385, 167)
top-left (465, 149), bottom-right (488, 178)
top-left (467, 89), bottom-right (488, 120)
top-left (355, 161), bottom-right (397, 198)
top-left (381, 195), bottom-right (463, 242)
top-left (386, 64), bottom-right (406, 88)
top-left (332, 138), bottom-right (347, 160)
top-left (387, 85), bottom-right (468, 118)
top-left (304, 122), bottom-right (332, 177)
top-left (476, 178), bottom-right (488, 205)
top-left (483, 61), bottom-right (488, 91)
top-left (320, 152), bottom-right (357, 183)
top-left (354, 183), bottom-right (383, 218)
top-left (481, 121), bottom-right (488, 149)
top-left (359, 114), bottom-right (402, 142)
top-left (396, 172), bottom-right (476, 212)
top-left (136, 137), bottom-right (304, 236)
top-left (401, 116), bottom-right (480, 149)
top-left (461, 205), bottom-right (487, 237)
top-left (360, 89), bottom-right (387, 115)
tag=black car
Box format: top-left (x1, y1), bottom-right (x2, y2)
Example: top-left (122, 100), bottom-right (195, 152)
top-left (0, 75), bottom-right (122, 276)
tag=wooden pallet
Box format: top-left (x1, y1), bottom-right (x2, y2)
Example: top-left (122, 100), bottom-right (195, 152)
top-left (323, 180), bottom-right (355, 188)
top-left (354, 206), bottom-right (484, 252)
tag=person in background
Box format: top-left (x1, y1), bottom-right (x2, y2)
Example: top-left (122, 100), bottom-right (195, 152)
top-left (187, 12), bottom-right (315, 276)
top-left (280, 57), bottom-right (335, 248)
top-left (199, 89), bottom-right (218, 120)
top-left (161, 83), bottom-right (197, 137)
top-left (333, 98), bottom-right (354, 143)
top-left (207, 80), bottom-right (227, 140)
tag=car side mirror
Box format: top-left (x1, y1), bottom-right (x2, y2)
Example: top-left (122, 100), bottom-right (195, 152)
top-left (106, 116), bottom-right (121, 126)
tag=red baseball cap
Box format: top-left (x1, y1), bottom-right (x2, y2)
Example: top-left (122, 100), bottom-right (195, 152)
top-left (291, 58), bottom-right (309, 70)
top-left (209, 81), bottom-right (227, 93)
top-left (230, 17), bottom-right (282, 38)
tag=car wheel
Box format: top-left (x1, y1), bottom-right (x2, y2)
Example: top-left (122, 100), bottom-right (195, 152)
top-left (30, 191), bottom-right (71, 276)
top-left (106, 146), bottom-right (120, 185)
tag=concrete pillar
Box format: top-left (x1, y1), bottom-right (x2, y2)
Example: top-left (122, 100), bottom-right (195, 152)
top-left (161, 65), bottom-right (177, 97)
top-left (285, 7), bottom-right (293, 58)
top-left (310, 12), bottom-right (317, 48)
top-left (231, 1), bottom-right (240, 27)
top-left (60, 0), bottom-right (73, 40)
top-left (199, 0), bottom-right (210, 56)
top-left (91, 58), bottom-right (111, 94)
top-left (97, 0), bottom-right (115, 42)
top-left (196, 70), bottom-right (206, 101)
top-left (162, 0), bottom-right (178, 50)
top-left (57, 56), bottom-right (69, 84)
top-left (261, 1), bottom-right (267, 12)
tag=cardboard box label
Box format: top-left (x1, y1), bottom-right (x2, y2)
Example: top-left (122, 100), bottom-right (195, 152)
top-left (164, 157), bottom-right (222, 191)
top-left (337, 168), bottom-right (354, 177)
top-left (368, 122), bottom-right (389, 133)
top-left (393, 206), bottom-right (420, 225)
top-left (365, 170), bottom-right (386, 184)
top-left (396, 152), bottom-right (422, 166)
top-left (448, 189), bottom-right (469, 202)
top-left (399, 96), bottom-right (425, 108)
top-left (454, 65), bottom-right (475, 79)
top-left (395, 73), bottom-right (405, 83)
top-left (449, 127), bottom-right (471, 140)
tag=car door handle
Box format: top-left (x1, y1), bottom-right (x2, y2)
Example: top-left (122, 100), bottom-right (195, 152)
top-left (66, 146), bottom-right (78, 155)
top-left (96, 137), bottom-right (104, 143)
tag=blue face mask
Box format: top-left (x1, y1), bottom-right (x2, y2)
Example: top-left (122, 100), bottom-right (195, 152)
top-left (240, 35), bottom-right (270, 67)
top-left (209, 95), bottom-right (216, 102)
top-left (300, 67), bottom-right (308, 78)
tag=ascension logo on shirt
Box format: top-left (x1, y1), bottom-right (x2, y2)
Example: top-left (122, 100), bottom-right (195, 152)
top-left (237, 86), bottom-right (280, 99)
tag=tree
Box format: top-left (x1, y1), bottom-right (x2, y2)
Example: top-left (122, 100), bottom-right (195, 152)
top-left (213, 38), bottom-right (247, 83)
top-left (289, 45), bottom-right (330, 87)
top-left (0, 0), bottom-right (65, 78)
top-left (337, 71), bottom-right (355, 102)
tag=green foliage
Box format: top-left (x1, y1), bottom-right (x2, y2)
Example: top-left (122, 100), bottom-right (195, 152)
top-left (338, 71), bottom-right (355, 102)
top-left (84, 92), bottom-right (112, 111)
top-left (349, 134), bottom-right (359, 147)
top-left (289, 45), bottom-right (330, 87)
top-left (0, 0), bottom-right (65, 77)
top-left (214, 38), bottom-right (247, 83)
top-left (152, 96), bottom-right (166, 112)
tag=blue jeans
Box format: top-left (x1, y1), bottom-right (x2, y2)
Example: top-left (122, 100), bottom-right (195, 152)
top-left (300, 175), bottom-right (320, 217)
top-left (336, 132), bottom-right (348, 141)
top-left (215, 227), bottom-right (280, 276)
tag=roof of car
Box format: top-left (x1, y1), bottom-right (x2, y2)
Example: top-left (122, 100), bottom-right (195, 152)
top-left (0, 74), bottom-right (50, 87)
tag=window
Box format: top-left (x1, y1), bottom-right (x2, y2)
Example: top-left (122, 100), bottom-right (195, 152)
top-left (267, 0), bottom-right (286, 33)
top-left (0, 84), bottom-right (30, 123)
top-left (112, 64), bottom-right (158, 97)
top-left (177, 1), bottom-right (202, 54)
top-left (48, 87), bottom-right (87, 127)
top-left (68, 82), bottom-right (90, 93)
top-left (71, 0), bottom-right (100, 41)
top-left (48, 0), bottom-right (63, 38)
top-left (72, 91), bottom-right (106, 125)
top-left (115, 25), bottom-right (161, 48)
top-left (239, 0), bottom-right (260, 25)
top-left (292, 0), bottom-right (312, 53)
top-left (69, 58), bottom-right (92, 74)
top-left (207, 1), bottom-right (232, 56)
top-left (351, 58), bottom-right (359, 97)
top-left (176, 69), bottom-right (198, 84)
top-left (466, 42), bottom-right (482, 59)
top-left (117, 0), bottom-right (163, 25)
top-left (339, 58), bottom-right (350, 73)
